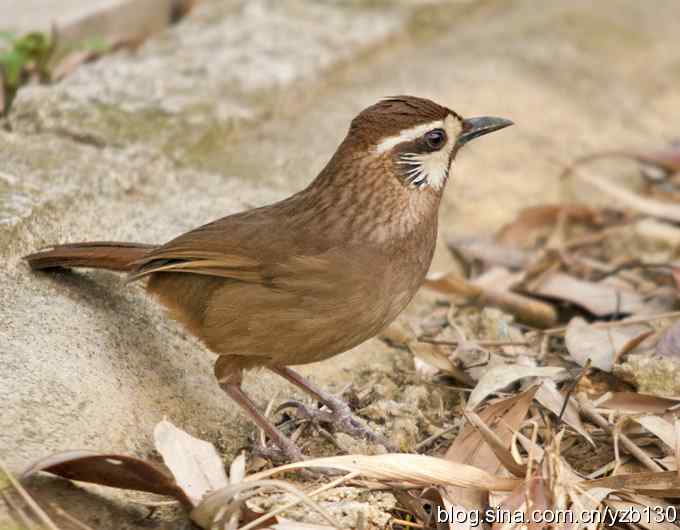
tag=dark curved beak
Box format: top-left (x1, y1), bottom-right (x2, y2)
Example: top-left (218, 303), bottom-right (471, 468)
top-left (458, 116), bottom-right (513, 145)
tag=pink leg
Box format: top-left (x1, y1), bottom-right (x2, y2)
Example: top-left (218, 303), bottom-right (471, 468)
top-left (270, 366), bottom-right (395, 451)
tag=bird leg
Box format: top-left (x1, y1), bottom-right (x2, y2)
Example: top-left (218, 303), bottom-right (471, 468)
top-left (215, 356), bottom-right (305, 463)
top-left (270, 366), bottom-right (395, 451)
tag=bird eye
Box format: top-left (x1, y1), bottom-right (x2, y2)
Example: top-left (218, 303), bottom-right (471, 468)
top-left (424, 129), bottom-right (447, 150)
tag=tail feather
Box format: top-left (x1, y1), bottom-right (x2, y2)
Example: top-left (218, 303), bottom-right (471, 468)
top-left (24, 241), bottom-right (157, 272)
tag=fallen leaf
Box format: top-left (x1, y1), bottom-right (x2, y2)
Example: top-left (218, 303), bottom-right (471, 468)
top-left (409, 341), bottom-right (474, 385)
top-left (582, 470), bottom-right (680, 492)
top-left (394, 488), bottom-right (452, 530)
top-left (496, 204), bottom-right (608, 248)
top-left (466, 365), bottom-right (566, 411)
top-left (565, 317), bottom-right (651, 371)
top-left (464, 411), bottom-right (527, 477)
top-left (491, 474), bottom-right (551, 530)
top-left (425, 272), bottom-right (558, 328)
top-left (21, 450), bottom-right (190, 505)
top-left (445, 387), bottom-right (539, 529)
top-left (563, 145), bottom-right (680, 180)
top-left (656, 320), bottom-right (680, 358)
top-left (635, 218), bottom-right (680, 247)
top-left (447, 236), bottom-right (530, 269)
top-left (529, 272), bottom-right (646, 316)
top-left (248, 453), bottom-right (519, 491)
top-left (572, 168), bottom-right (680, 223)
top-left (634, 416), bottom-right (678, 451)
top-left (570, 486), bottom-right (614, 530)
top-left (598, 392), bottom-right (680, 414)
top-left (268, 521), bottom-right (337, 530)
top-left (535, 380), bottom-right (593, 444)
top-left (154, 420), bottom-right (228, 506)
top-left (379, 319), bottom-right (415, 348)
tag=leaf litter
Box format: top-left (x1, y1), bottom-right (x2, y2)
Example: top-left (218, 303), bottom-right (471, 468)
top-left (12, 145), bottom-right (680, 528)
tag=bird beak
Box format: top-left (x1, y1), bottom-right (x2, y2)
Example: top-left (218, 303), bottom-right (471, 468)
top-left (458, 116), bottom-right (514, 145)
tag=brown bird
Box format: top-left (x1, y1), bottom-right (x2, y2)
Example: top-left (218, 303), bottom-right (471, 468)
top-left (25, 96), bottom-right (512, 461)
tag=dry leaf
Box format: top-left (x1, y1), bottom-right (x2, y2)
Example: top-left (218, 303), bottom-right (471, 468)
top-left (445, 387), bottom-right (538, 530)
top-left (22, 450), bottom-right (190, 505)
top-left (496, 204), bottom-right (607, 248)
top-left (268, 521), bottom-right (337, 530)
top-left (563, 145), bottom-right (680, 181)
top-left (491, 474), bottom-right (551, 530)
top-left (598, 392), bottom-right (680, 414)
top-left (636, 218), bottom-right (680, 247)
top-left (473, 266), bottom-right (525, 291)
top-left (380, 319), bottom-right (416, 348)
top-left (657, 320), bottom-right (680, 358)
top-left (394, 488), bottom-right (452, 530)
top-left (634, 416), bottom-right (678, 451)
top-left (572, 168), bottom-right (680, 223)
top-left (409, 341), bottom-right (474, 385)
top-left (529, 272), bottom-right (646, 316)
top-left (154, 420), bottom-right (228, 506)
top-left (583, 470), bottom-right (680, 492)
top-left (535, 380), bottom-right (593, 444)
top-left (565, 316), bottom-right (650, 371)
top-left (248, 453), bottom-right (519, 491)
top-left (464, 411), bottom-right (527, 477)
top-left (570, 487), bottom-right (614, 530)
top-left (425, 272), bottom-right (558, 328)
top-left (447, 236), bottom-right (530, 269)
top-left (466, 365), bottom-right (565, 411)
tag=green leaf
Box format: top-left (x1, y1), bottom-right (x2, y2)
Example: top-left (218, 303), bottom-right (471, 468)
top-left (0, 31), bottom-right (17, 44)
top-left (0, 49), bottom-right (28, 86)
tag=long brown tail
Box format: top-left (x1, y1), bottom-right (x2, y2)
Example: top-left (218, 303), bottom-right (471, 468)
top-left (24, 242), bottom-right (157, 272)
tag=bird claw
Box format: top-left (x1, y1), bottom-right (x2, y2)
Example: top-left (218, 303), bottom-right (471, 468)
top-left (278, 398), bottom-right (396, 452)
top-left (252, 439), bottom-right (305, 465)
top-left (276, 399), bottom-right (335, 423)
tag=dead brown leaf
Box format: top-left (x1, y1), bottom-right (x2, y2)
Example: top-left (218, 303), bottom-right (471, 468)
top-left (535, 380), bottom-right (593, 444)
top-left (598, 392), bottom-right (680, 414)
top-left (634, 416), bottom-right (678, 452)
top-left (447, 236), bottom-right (530, 269)
top-left (571, 168), bottom-right (680, 223)
top-left (657, 320), bottom-right (680, 359)
top-left (466, 365), bottom-right (565, 411)
top-left (496, 204), bottom-right (609, 248)
top-left (565, 316), bottom-right (651, 371)
top-left (409, 341), bottom-right (475, 385)
top-left (154, 419), bottom-right (229, 506)
top-left (424, 272), bottom-right (558, 328)
top-left (249, 453), bottom-right (520, 491)
top-left (491, 474), bottom-right (552, 530)
top-left (442, 387), bottom-right (539, 530)
top-left (21, 449), bottom-right (191, 506)
top-left (529, 272), bottom-right (646, 316)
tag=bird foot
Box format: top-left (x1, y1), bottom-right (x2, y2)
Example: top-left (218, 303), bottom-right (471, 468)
top-left (277, 398), bottom-right (395, 452)
top-left (251, 440), bottom-right (305, 465)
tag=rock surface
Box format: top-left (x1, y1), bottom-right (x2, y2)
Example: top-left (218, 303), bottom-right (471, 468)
top-left (2, 0), bottom-right (680, 528)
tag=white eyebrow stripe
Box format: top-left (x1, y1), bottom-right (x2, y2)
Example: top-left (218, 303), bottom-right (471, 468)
top-left (374, 119), bottom-right (444, 154)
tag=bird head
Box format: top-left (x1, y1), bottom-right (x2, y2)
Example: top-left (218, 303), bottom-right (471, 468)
top-left (344, 96), bottom-right (513, 193)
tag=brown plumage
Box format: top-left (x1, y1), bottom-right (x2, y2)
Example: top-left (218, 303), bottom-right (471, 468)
top-left (25, 96), bottom-right (512, 460)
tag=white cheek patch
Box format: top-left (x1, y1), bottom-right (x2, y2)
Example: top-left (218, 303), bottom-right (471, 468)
top-left (393, 114), bottom-right (462, 191)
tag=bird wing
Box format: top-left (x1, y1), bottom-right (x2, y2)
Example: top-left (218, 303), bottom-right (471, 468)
top-left (127, 201), bottom-right (318, 284)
